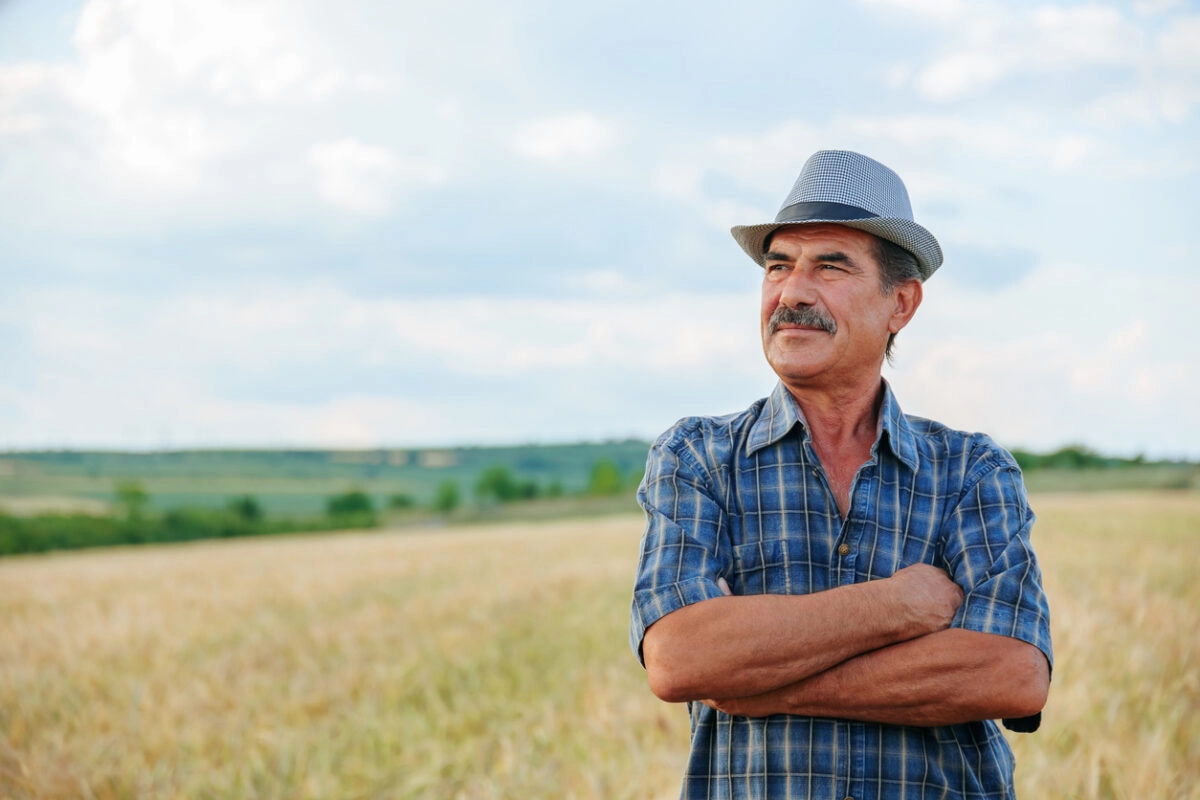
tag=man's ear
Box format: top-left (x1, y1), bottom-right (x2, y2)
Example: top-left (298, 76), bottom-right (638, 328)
top-left (888, 279), bottom-right (923, 334)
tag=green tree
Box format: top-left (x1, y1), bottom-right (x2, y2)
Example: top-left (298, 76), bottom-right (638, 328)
top-left (587, 460), bottom-right (624, 496)
top-left (476, 464), bottom-right (520, 503)
top-left (114, 481), bottom-right (148, 519)
top-left (432, 480), bottom-right (460, 514)
top-left (227, 495), bottom-right (263, 523)
top-left (327, 490), bottom-right (375, 518)
top-left (388, 493), bottom-right (416, 510)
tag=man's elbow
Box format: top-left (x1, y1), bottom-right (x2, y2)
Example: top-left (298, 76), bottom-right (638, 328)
top-left (643, 636), bottom-right (694, 703)
top-left (998, 642), bottom-right (1051, 718)
top-left (642, 618), bottom-right (707, 703)
top-left (646, 662), bottom-right (693, 703)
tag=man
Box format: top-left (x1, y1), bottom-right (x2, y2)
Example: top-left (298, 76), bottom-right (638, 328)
top-left (629, 150), bottom-right (1052, 798)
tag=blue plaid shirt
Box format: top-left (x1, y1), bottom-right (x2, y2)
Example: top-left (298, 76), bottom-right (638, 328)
top-left (630, 382), bottom-right (1053, 799)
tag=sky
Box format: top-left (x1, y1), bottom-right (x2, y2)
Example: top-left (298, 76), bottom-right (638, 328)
top-left (1, 0), bottom-right (1198, 458)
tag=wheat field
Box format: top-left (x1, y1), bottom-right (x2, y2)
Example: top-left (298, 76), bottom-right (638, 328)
top-left (1, 492), bottom-right (1197, 799)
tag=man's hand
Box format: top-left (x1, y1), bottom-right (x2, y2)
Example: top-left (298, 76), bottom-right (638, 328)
top-left (702, 693), bottom-right (781, 718)
top-left (883, 563), bottom-right (963, 639)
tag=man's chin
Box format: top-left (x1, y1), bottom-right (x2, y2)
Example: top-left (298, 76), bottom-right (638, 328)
top-left (765, 352), bottom-right (827, 382)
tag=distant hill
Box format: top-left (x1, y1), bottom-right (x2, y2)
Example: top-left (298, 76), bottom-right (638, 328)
top-left (0, 442), bottom-right (655, 516)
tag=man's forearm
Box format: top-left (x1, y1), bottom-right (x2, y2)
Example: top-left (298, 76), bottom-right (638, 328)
top-left (706, 628), bottom-right (1050, 726)
top-left (642, 564), bottom-right (962, 702)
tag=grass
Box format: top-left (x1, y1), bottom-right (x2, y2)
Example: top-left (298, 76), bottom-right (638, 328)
top-left (1010, 492), bottom-right (1199, 797)
top-left (1, 492), bottom-right (1196, 798)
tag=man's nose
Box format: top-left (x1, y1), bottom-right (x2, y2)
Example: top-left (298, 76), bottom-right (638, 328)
top-left (777, 268), bottom-right (818, 308)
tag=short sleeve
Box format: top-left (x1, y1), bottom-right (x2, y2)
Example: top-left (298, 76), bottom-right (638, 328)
top-left (629, 431), bottom-right (732, 665)
top-left (941, 456), bottom-right (1053, 731)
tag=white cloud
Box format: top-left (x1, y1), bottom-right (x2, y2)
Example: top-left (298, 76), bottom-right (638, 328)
top-left (71, 0), bottom-right (318, 106)
top-left (1050, 133), bottom-right (1097, 170)
top-left (868, 0), bottom-right (1200, 127)
top-left (308, 138), bottom-right (443, 215)
top-left (888, 262), bottom-right (1200, 457)
top-left (512, 112), bottom-right (617, 163)
top-left (915, 51), bottom-right (1010, 101)
top-left (0, 64), bottom-right (61, 135)
top-left (710, 121), bottom-right (821, 190)
top-left (1158, 16), bottom-right (1200, 70)
top-left (0, 0), bottom-right (397, 196)
top-left (1028, 5), bottom-right (1131, 67)
top-left (55, 0), bottom-right (317, 182)
top-left (2, 0), bottom-right (1197, 458)
top-left (858, 0), bottom-right (970, 23)
top-left (5, 281), bottom-right (765, 447)
top-left (1134, 0), bottom-right (1186, 14)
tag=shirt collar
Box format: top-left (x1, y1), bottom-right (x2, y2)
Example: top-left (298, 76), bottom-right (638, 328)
top-left (746, 380), bottom-right (920, 472)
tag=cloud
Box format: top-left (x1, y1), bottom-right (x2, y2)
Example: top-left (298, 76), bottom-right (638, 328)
top-left (915, 51), bottom-right (1010, 102)
top-left (512, 112), bottom-right (617, 163)
top-left (308, 138), bottom-right (443, 215)
top-left (0, 0), bottom-right (396, 207)
top-left (2, 0), bottom-right (1197, 459)
top-left (1134, 0), bottom-right (1186, 13)
top-left (858, 0), bottom-right (971, 23)
top-left (864, 0), bottom-right (1200, 127)
top-left (4, 279), bottom-right (766, 447)
top-left (889, 262), bottom-right (1200, 458)
top-left (55, 0), bottom-right (327, 182)
top-left (71, 0), bottom-right (322, 106)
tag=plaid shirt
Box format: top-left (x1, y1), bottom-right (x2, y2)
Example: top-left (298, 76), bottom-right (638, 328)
top-left (630, 382), bottom-right (1053, 799)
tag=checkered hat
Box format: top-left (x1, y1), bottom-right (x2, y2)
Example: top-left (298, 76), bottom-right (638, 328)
top-left (731, 150), bottom-right (943, 279)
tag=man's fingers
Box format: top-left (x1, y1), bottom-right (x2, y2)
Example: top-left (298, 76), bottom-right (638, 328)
top-left (717, 577), bottom-right (733, 596)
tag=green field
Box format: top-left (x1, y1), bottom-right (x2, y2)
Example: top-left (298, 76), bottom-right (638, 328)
top-left (1, 491), bottom-right (1197, 798)
top-left (0, 445), bottom-right (655, 518)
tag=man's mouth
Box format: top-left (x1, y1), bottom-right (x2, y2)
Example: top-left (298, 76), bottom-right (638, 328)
top-left (768, 306), bottom-right (836, 335)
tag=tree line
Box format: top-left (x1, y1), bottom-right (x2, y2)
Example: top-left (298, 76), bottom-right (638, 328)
top-left (0, 481), bottom-right (383, 557)
top-left (0, 459), bottom-right (644, 557)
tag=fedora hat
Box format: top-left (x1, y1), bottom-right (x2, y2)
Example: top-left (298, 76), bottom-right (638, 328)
top-left (731, 149), bottom-right (942, 279)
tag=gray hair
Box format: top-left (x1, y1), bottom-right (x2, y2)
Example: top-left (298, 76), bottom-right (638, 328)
top-left (872, 236), bottom-right (922, 363)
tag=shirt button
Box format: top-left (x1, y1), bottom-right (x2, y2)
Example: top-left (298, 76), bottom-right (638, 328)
top-left (838, 543), bottom-right (851, 556)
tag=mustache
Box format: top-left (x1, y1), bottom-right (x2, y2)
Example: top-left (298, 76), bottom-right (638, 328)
top-left (768, 305), bottom-right (837, 335)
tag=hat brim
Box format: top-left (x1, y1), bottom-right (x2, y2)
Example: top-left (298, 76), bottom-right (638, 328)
top-left (731, 216), bottom-right (943, 280)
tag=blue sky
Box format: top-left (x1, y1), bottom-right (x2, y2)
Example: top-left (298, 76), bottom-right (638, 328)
top-left (1, 0), bottom-right (1198, 457)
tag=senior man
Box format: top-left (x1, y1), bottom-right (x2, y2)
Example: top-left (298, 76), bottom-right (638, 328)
top-left (630, 150), bottom-right (1052, 798)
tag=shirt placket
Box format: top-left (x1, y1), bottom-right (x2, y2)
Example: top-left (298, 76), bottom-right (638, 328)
top-left (816, 449), bottom-right (878, 800)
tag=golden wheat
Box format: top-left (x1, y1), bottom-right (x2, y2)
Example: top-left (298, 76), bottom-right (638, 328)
top-left (1, 492), bottom-right (1196, 798)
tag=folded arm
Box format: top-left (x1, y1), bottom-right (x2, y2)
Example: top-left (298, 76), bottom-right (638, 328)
top-left (704, 628), bottom-right (1050, 726)
top-left (642, 562), bottom-right (963, 702)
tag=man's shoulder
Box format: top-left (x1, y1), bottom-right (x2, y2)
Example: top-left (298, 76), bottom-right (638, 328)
top-left (652, 398), bottom-right (771, 460)
top-left (902, 412), bottom-right (1021, 480)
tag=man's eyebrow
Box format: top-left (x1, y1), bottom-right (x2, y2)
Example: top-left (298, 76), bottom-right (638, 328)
top-left (763, 250), bottom-right (864, 269)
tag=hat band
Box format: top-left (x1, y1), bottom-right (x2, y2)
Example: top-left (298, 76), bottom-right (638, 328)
top-left (774, 201), bottom-right (880, 224)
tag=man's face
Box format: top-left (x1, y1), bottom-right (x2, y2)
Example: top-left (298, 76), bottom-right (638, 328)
top-left (760, 223), bottom-right (920, 390)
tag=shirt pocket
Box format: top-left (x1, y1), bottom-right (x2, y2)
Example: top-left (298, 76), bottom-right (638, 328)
top-left (732, 537), bottom-right (823, 595)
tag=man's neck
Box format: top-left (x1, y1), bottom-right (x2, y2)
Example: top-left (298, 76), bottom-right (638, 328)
top-left (783, 374), bottom-right (886, 518)
top-left (783, 375), bottom-right (885, 457)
